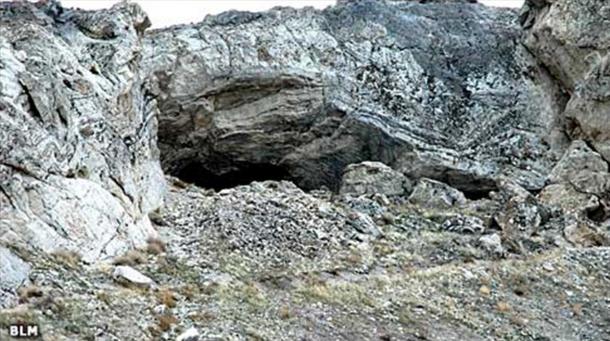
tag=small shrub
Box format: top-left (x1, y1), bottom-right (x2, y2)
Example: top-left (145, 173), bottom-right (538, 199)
top-left (51, 249), bottom-right (82, 268)
top-left (157, 288), bottom-right (177, 308)
top-left (17, 285), bottom-right (43, 303)
top-left (113, 250), bottom-right (147, 266)
top-left (157, 314), bottom-right (178, 332)
top-left (146, 238), bottom-right (167, 255)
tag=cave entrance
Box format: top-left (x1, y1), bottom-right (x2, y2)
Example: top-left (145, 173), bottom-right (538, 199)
top-left (175, 161), bottom-right (293, 191)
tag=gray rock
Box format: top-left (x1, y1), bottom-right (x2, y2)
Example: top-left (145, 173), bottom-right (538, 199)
top-left (0, 0), bottom-right (166, 283)
top-left (537, 184), bottom-right (592, 214)
top-left (347, 211), bottom-right (382, 237)
top-left (478, 233), bottom-right (504, 255)
top-left (522, 0), bottom-right (610, 162)
top-left (0, 247), bottom-right (31, 308)
top-left (408, 178), bottom-right (467, 209)
top-left (340, 161), bottom-right (411, 197)
top-left (143, 0), bottom-right (561, 193)
top-left (440, 215), bottom-right (486, 234)
top-left (547, 140), bottom-right (608, 185)
top-left (542, 140), bottom-right (610, 219)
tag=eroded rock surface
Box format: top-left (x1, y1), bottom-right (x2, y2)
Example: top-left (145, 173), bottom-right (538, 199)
top-left (0, 1), bottom-right (165, 303)
top-left (522, 0), bottom-right (610, 162)
top-left (1, 0), bottom-right (610, 339)
top-left (143, 0), bottom-right (565, 192)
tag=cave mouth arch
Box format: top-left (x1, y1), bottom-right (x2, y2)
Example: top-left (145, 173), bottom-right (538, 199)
top-left (175, 161), bottom-right (295, 191)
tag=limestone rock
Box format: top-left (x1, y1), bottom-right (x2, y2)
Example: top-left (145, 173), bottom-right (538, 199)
top-left (0, 247), bottom-right (31, 308)
top-left (522, 0), bottom-right (610, 162)
top-left (0, 1), bottom-right (165, 294)
top-left (143, 0), bottom-right (562, 193)
top-left (113, 266), bottom-right (155, 287)
top-left (340, 161), bottom-right (411, 197)
top-left (478, 233), bottom-right (504, 255)
top-left (547, 141), bottom-right (608, 185)
top-left (537, 184), bottom-right (592, 214)
top-left (408, 178), bottom-right (467, 209)
top-left (541, 141), bottom-right (610, 219)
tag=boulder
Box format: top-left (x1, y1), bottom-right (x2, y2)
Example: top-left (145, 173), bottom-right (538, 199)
top-left (408, 178), bottom-right (467, 209)
top-left (113, 266), bottom-right (155, 287)
top-left (340, 161), bottom-right (411, 197)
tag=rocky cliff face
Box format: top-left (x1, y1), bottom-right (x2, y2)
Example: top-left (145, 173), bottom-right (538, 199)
top-left (142, 0), bottom-right (566, 193)
top-left (0, 1), bottom-right (165, 305)
top-left (0, 0), bottom-right (609, 340)
top-left (522, 0), bottom-right (610, 162)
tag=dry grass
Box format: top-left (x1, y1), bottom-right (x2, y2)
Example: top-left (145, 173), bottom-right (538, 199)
top-left (157, 288), bottom-right (177, 308)
top-left (146, 237), bottom-right (167, 255)
top-left (113, 250), bottom-right (147, 266)
top-left (496, 301), bottom-right (511, 313)
top-left (297, 280), bottom-right (377, 308)
top-left (51, 249), bottom-right (82, 268)
top-left (278, 305), bottom-right (294, 320)
top-left (157, 314), bottom-right (178, 332)
top-left (17, 285), bottom-right (43, 303)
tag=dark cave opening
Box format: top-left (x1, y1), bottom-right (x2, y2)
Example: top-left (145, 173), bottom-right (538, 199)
top-left (175, 161), bottom-right (293, 191)
top-left (586, 203), bottom-right (609, 223)
top-left (461, 189), bottom-right (492, 201)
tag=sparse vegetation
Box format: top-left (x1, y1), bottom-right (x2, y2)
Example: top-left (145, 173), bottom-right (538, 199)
top-left (157, 314), bottom-right (178, 332)
top-left (157, 288), bottom-right (177, 308)
top-left (113, 250), bottom-right (147, 266)
top-left (51, 249), bottom-right (82, 268)
top-left (146, 237), bottom-right (167, 255)
top-left (17, 285), bottom-right (43, 303)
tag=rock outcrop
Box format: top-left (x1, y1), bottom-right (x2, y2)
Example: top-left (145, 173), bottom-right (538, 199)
top-left (340, 161), bottom-right (411, 197)
top-left (0, 1), bottom-right (165, 305)
top-left (1, 0), bottom-right (610, 339)
top-left (143, 0), bottom-right (565, 193)
top-left (522, 0), bottom-right (610, 162)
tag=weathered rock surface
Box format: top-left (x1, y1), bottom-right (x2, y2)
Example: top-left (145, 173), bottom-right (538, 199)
top-left (539, 140), bottom-right (610, 220)
top-left (522, 0), bottom-right (610, 162)
top-left (340, 161), bottom-right (411, 197)
top-left (1, 178), bottom-right (608, 340)
top-left (0, 0), bottom-right (165, 303)
top-left (1, 0), bottom-right (610, 339)
top-left (143, 0), bottom-right (564, 193)
top-left (0, 247), bottom-right (31, 307)
top-left (408, 178), bottom-right (467, 209)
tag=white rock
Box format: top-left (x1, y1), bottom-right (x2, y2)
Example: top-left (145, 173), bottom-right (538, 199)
top-left (176, 327), bottom-right (199, 341)
top-left (0, 247), bottom-right (31, 308)
top-left (479, 233), bottom-right (504, 255)
top-left (113, 266), bottom-right (154, 287)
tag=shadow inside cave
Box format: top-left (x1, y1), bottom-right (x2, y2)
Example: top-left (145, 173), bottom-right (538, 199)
top-left (175, 161), bottom-right (293, 191)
